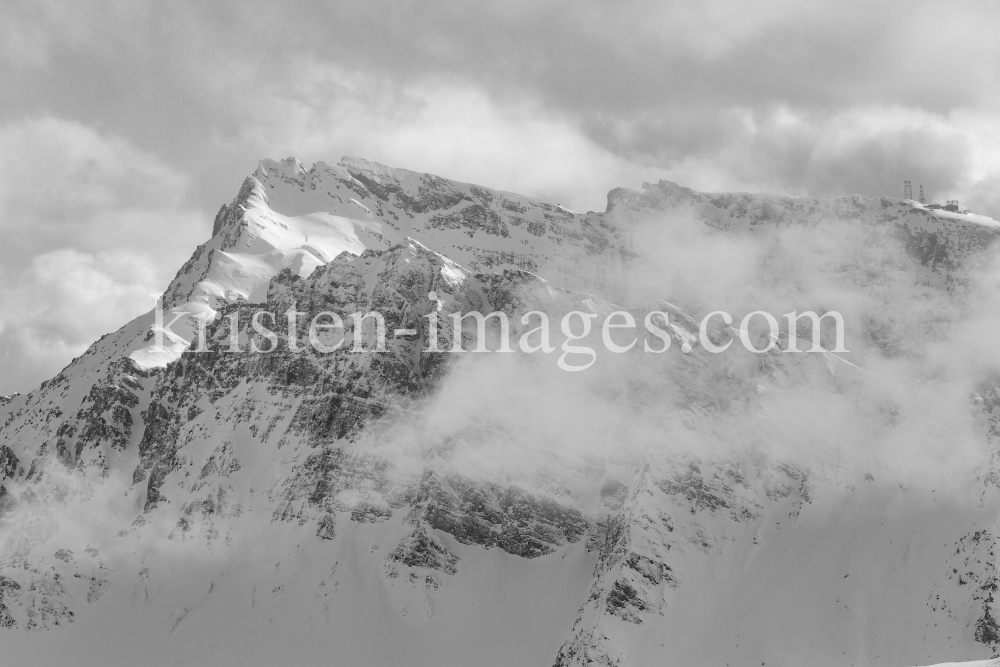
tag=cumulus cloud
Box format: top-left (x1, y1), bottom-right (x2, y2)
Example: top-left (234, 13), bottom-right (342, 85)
top-left (0, 117), bottom-right (203, 394)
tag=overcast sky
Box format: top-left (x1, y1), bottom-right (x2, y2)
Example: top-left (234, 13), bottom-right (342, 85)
top-left (1, 0), bottom-right (999, 394)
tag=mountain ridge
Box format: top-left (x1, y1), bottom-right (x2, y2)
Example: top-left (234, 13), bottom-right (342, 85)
top-left (0, 156), bottom-right (999, 665)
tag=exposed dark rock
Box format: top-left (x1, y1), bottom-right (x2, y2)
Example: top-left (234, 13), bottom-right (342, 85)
top-left (605, 579), bottom-right (647, 623)
top-left (0, 447), bottom-right (18, 481)
top-left (415, 472), bottom-right (588, 558)
top-left (315, 514), bottom-right (336, 540)
top-left (350, 502), bottom-right (392, 523)
top-left (386, 525), bottom-right (458, 575)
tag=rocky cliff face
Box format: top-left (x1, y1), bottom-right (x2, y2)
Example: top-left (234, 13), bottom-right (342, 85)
top-left (1, 157), bottom-right (1000, 666)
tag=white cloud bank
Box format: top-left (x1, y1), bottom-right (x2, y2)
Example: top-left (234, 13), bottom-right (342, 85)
top-left (0, 117), bottom-right (204, 395)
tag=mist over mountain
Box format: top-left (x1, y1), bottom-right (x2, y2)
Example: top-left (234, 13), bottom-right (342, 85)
top-left (2, 156), bottom-right (1000, 666)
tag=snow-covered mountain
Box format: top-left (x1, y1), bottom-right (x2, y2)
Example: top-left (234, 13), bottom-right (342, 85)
top-left (2, 156), bottom-right (1000, 666)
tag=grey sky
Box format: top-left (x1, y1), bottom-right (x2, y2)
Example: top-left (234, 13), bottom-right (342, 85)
top-left (2, 0), bottom-right (999, 394)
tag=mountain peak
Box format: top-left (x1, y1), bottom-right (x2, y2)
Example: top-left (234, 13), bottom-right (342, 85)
top-left (4, 156), bottom-right (1000, 665)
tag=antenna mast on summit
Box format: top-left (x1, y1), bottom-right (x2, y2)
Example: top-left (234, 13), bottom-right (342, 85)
top-left (904, 181), bottom-right (912, 200)
top-left (919, 185), bottom-right (925, 204)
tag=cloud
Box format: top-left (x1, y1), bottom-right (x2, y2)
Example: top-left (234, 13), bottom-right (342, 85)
top-left (0, 116), bottom-right (202, 267)
top-left (230, 70), bottom-right (663, 213)
top-left (4, 1), bottom-right (1000, 214)
top-left (0, 117), bottom-right (204, 395)
top-left (4, 0), bottom-right (1000, 393)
